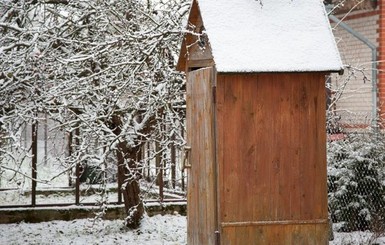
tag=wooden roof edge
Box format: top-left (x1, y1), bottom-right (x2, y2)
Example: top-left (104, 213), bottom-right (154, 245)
top-left (216, 69), bottom-right (344, 75)
top-left (176, 0), bottom-right (199, 72)
top-left (176, 38), bottom-right (187, 72)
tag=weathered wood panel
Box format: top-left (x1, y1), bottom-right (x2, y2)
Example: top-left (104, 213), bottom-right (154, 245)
top-left (177, 0), bottom-right (214, 71)
top-left (186, 67), bottom-right (217, 245)
top-left (216, 73), bottom-right (328, 244)
top-left (221, 223), bottom-right (328, 245)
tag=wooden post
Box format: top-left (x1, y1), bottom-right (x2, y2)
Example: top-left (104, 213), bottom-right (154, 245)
top-left (67, 131), bottom-right (73, 187)
top-left (155, 141), bottom-right (163, 200)
top-left (31, 121), bottom-right (38, 207)
top-left (146, 142), bottom-right (151, 182)
top-left (181, 125), bottom-right (185, 192)
top-left (117, 148), bottom-right (123, 204)
top-left (171, 133), bottom-right (176, 189)
top-left (75, 127), bottom-right (80, 205)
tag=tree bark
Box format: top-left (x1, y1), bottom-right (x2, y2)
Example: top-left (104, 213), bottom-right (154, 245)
top-left (111, 114), bottom-right (146, 229)
top-left (117, 142), bottom-right (144, 229)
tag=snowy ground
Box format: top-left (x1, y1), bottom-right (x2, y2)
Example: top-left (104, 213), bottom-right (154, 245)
top-left (0, 214), bottom-right (187, 245)
top-left (331, 231), bottom-right (385, 245)
top-left (1, 213), bottom-right (385, 245)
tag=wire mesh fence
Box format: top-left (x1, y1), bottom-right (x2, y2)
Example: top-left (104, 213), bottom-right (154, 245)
top-left (0, 116), bottom-right (187, 207)
top-left (327, 130), bottom-right (385, 234)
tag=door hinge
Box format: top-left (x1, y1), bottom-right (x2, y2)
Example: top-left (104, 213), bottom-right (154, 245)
top-left (212, 86), bottom-right (216, 104)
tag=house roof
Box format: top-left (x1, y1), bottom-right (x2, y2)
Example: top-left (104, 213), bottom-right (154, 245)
top-left (327, 0), bottom-right (376, 14)
top-left (177, 0), bottom-right (343, 73)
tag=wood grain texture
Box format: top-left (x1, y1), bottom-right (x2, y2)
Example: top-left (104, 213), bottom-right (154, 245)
top-left (176, 0), bottom-right (214, 71)
top-left (186, 67), bottom-right (216, 245)
top-left (221, 223), bottom-right (328, 245)
top-left (216, 73), bottom-right (328, 244)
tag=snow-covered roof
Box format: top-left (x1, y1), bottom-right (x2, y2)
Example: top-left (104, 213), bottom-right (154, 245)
top-left (178, 0), bottom-right (343, 73)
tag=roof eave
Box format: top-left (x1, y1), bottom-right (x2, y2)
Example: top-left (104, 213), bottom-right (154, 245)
top-left (216, 68), bottom-right (344, 75)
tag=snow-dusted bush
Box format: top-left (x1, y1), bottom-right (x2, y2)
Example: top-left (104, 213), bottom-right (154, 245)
top-left (328, 131), bottom-right (385, 232)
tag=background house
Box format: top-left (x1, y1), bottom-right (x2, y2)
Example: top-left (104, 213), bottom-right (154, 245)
top-left (328, 0), bottom-right (385, 128)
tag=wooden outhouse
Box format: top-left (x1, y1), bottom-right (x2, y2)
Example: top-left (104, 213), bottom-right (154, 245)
top-left (177, 0), bottom-right (343, 244)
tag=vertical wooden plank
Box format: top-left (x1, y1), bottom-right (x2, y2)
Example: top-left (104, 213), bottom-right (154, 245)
top-left (316, 223), bottom-right (329, 245)
top-left (155, 141), bottom-right (164, 200)
top-left (185, 71), bottom-right (194, 244)
top-left (290, 75), bottom-right (302, 221)
top-left (315, 75), bottom-right (329, 220)
top-left (269, 74), bottom-right (281, 221)
top-left (195, 75), bottom-right (204, 245)
top-left (117, 148), bottom-right (123, 204)
top-left (216, 74), bottom-right (225, 243)
top-left (253, 73), bottom-right (269, 221)
top-left (171, 133), bottom-right (176, 189)
top-left (314, 74), bottom-right (329, 244)
top-left (187, 67), bottom-right (216, 245)
top-left (291, 224), bottom-right (302, 245)
top-left (181, 126), bottom-right (185, 191)
top-left (222, 75), bottom-right (241, 221)
top-left (256, 74), bottom-right (271, 222)
top-left (300, 74), bottom-right (315, 220)
top-left (277, 73), bottom-right (293, 220)
top-left (240, 77), bottom-right (257, 223)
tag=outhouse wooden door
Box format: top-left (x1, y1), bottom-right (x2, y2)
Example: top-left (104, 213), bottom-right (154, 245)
top-left (186, 67), bottom-right (218, 245)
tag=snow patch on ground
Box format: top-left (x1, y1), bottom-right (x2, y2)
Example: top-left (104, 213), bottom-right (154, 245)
top-left (0, 214), bottom-right (187, 245)
top-left (331, 231), bottom-right (385, 245)
top-left (1, 213), bottom-right (385, 245)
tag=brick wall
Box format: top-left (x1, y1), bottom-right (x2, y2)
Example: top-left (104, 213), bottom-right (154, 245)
top-left (379, 1), bottom-right (385, 121)
top-left (331, 10), bottom-right (379, 126)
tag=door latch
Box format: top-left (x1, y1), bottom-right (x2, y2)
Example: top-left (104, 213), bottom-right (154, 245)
top-left (182, 146), bottom-right (192, 170)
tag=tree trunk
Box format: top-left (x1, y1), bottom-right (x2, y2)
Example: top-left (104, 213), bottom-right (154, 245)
top-left (111, 115), bottom-right (145, 229)
top-left (116, 141), bottom-right (144, 229)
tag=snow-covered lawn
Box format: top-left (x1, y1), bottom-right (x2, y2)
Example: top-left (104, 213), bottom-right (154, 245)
top-left (0, 214), bottom-right (187, 245)
top-left (331, 231), bottom-right (385, 245)
top-left (1, 213), bottom-right (385, 245)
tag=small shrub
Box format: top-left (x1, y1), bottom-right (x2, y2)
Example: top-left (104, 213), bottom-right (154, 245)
top-left (328, 131), bottom-right (385, 232)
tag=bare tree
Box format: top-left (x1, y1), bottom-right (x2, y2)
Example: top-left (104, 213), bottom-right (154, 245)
top-left (0, 0), bottom-right (189, 228)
